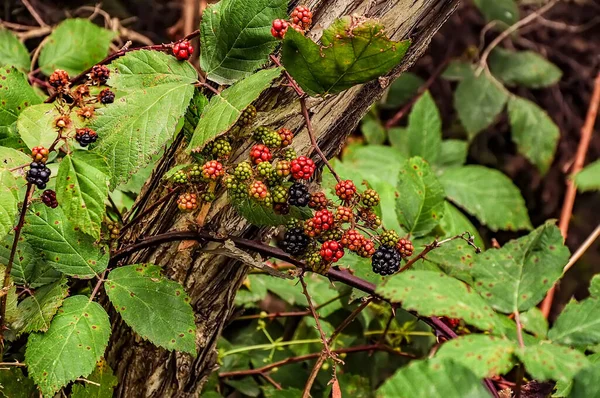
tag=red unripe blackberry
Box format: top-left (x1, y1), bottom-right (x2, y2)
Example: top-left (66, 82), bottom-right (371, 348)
top-left (249, 144), bottom-right (272, 165)
top-left (48, 69), bottom-right (70, 91)
top-left (335, 179), bottom-right (357, 201)
top-left (290, 156), bottom-right (315, 180)
top-left (75, 128), bottom-right (98, 147)
top-left (41, 189), bottom-right (58, 208)
top-left (291, 5), bottom-right (313, 30)
top-left (288, 182), bottom-right (310, 207)
top-left (308, 192), bottom-right (328, 210)
top-left (320, 240), bottom-right (344, 263)
top-left (177, 193), bottom-right (198, 212)
top-left (280, 226), bottom-right (309, 255)
top-left (340, 229), bottom-right (365, 252)
top-left (98, 88), bottom-right (115, 104)
top-left (202, 160), bottom-right (224, 180)
top-left (278, 128), bottom-right (294, 147)
top-left (89, 65), bottom-right (110, 85)
top-left (396, 238), bottom-right (414, 258)
top-left (358, 239), bottom-right (376, 258)
top-left (371, 246), bottom-right (401, 276)
top-left (441, 317), bottom-right (461, 329)
top-left (249, 180), bottom-right (269, 201)
top-left (271, 19), bottom-right (288, 39)
top-left (172, 40), bottom-right (194, 60)
top-left (304, 209), bottom-right (334, 237)
top-left (334, 206), bottom-right (353, 224)
top-left (31, 146), bottom-right (49, 163)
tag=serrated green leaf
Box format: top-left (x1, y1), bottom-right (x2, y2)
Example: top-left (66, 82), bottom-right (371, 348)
top-left (490, 48), bottom-right (562, 88)
top-left (405, 91), bottom-right (442, 163)
top-left (376, 358), bottom-right (491, 398)
top-left (0, 29), bottom-right (31, 70)
top-left (38, 19), bottom-right (115, 76)
top-left (16, 103), bottom-right (59, 150)
top-left (434, 140), bottom-right (468, 172)
top-left (381, 72), bottom-right (425, 108)
top-left (11, 278), bottom-right (68, 334)
top-left (92, 50), bottom-right (196, 187)
top-left (440, 165), bottom-right (531, 231)
top-left (376, 271), bottom-right (503, 333)
top-left (187, 67), bottom-right (281, 151)
top-left (548, 294), bottom-right (600, 346)
top-left (508, 96), bottom-right (559, 175)
top-left (517, 343), bottom-right (588, 382)
top-left (0, 146), bottom-right (31, 170)
top-left (25, 295), bottom-right (111, 397)
top-left (281, 17), bottom-right (410, 96)
top-left (200, 0), bottom-right (287, 84)
top-left (473, 0), bottom-right (519, 27)
top-left (454, 72), bottom-right (508, 139)
top-left (435, 335), bottom-right (517, 377)
top-left (71, 359), bottom-right (118, 398)
top-left (0, 170), bottom-right (19, 241)
top-left (0, 367), bottom-right (38, 398)
top-left (233, 198), bottom-right (311, 226)
top-left (439, 200), bottom-right (484, 246)
top-left (22, 203), bottom-right (108, 278)
top-left (470, 222), bottom-right (569, 313)
top-left (56, 151), bottom-right (109, 239)
top-left (105, 264), bottom-right (197, 355)
top-left (0, 67), bottom-right (42, 138)
top-left (361, 115), bottom-right (386, 145)
top-left (395, 157), bottom-right (445, 237)
top-left (570, 360), bottom-right (600, 398)
top-left (520, 307), bottom-right (548, 338)
top-left (573, 160), bottom-right (600, 192)
top-left (441, 61), bottom-right (475, 81)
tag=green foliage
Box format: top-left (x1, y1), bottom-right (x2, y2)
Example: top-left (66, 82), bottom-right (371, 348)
top-left (376, 358), bottom-right (491, 398)
top-left (395, 157), bottom-right (445, 237)
top-left (473, 0), bottom-right (519, 27)
top-left (56, 151), bottom-right (110, 239)
top-left (281, 17), bottom-right (410, 95)
top-left (234, 197), bottom-right (311, 226)
top-left (0, 67), bottom-right (42, 139)
top-left (570, 361), bottom-right (600, 398)
top-left (71, 360), bottom-right (118, 398)
top-left (490, 48), bottom-right (562, 88)
top-left (0, 170), bottom-right (19, 241)
top-left (11, 277), bottom-right (68, 334)
top-left (187, 67), bottom-right (282, 152)
top-left (0, 29), bottom-right (31, 70)
top-left (441, 61), bottom-right (474, 81)
top-left (361, 114), bottom-right (386, 145)
top-left (507, 96), bottom-right (560, 175)
top-left (405, 91), bottom-right (442, 163)
top-left (573, 160), bottom-right (600, 192)
top-left (92, 50), bottom-right (197, 187)
top-left (517, 343), bottom-right (589, 383)
top-left (0, 367), bottom-right (38, 398)
top-left (0, 146), bottom-right (31, 169)
top-left (22, 203), bottom-right (109, 278)
top-left (25, 295), bottom-right (111, 397)
top-left (520, 307), bottom-right (548, 338)
top-left (381, 72), bottom-right (424, 108)
top-left (440, 165), bottom-right (532, 231)
top-left (16, 103), bottom-right (60, 150)
top-left (105, 264), bottom-right (197, 355)
top-left (0, 235), bottom-right (62, 288)
top-left (200, 0), bottom-right (287, 84)
top-left (39, 19), bottom-right (115, 76)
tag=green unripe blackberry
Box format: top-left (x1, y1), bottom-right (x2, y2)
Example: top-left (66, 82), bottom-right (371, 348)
top-left (189, 164), bottom-right (202, 182)
top-left (379, 230), bottom-right (400, 248)
top-left (318, 228), bottom-right (344, 242)
top-left (286, 218), bottom-right (302, 229)
top-left (362, 189), bottom-right (380, 207)
top-left (282, 147), bottom-right (297, 161)
top-left (305, 250), bottom-right (326, 274)
top-left (256, 162), bottom-right (274, 179)
top-left (203, 192), bottom-right (215, 202)
top-left (239, 105), bottom-right (257, 126)
top-left (224, 175), bottom-right (247, 200)
top-left (265, 173), bottom-right (282, 187)
top-left (172, 170), bottom-right (188, 184)
top-left (233, 162), bottom-right (253, 181)
top-left (272, 185), bottom-right (289, 204)
top-left (211, 137), bottom-right (232, 159)
top-left (253, 126), bottom-right (272, 142)
top-left (262, 130), bottom-right (282, 149)
top-left (263, 193), bottom-right (273, 207)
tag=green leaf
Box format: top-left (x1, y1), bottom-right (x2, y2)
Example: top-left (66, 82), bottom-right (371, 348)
top-left (570, 361), bottom-right (600, 398)
top-left (0, 146), bottom-right (31, 170)
top-left (454, 72), bottom-right (508, 139)
top-left (405, 91), bottom-right (442, 163)
top-left (105, 264), bottom-right (197, 355)
top-left (548, 292), bottom-right (600, 346)
top-left (0, 170), bottom-right (19, 241)
top-left (38, 19), bottom-right (115, 76)
top-left (520, 307), bottom-right (548, 338)
top-left (25, 295), bottom-right (111, 397)
top-left (0, 367), bottom-right (38, 398)
top-left (508, 96), bottom-right (559, 175)
top-left (200, 0), bottom-right (287, 84)
top-left (187, 67), bottom-right (281, 151)
top-left (92, 50), bottom-right (196, 187)
top-left (473, 0), bottom-right (519, 27)
top-left (490, 48), bottom-right (562, 88)
top-left (281, 17), bottom-right (411, 96)
top-left (11, 278), bottom-right (68, 334)
top-left (0, 235), bottom-right (61, 288)
top-left (573, 160), bottom-right (600, 192)
top-left (233, 198), bottom-right (311, 226)
top-left (441, 61), bottom-right (475, 81)
top-left (71, 360), bottom-right (118, 398)
top-left (0, 67), bottom-right (42, 138)
top-left (0, 28), bottom-right (31, 70)
top-left (439, 200), bottom-right (484, 248)
top-left (395, 157), bottom-right (445, 237)
top-left (434, 140), bottom-right (468, 171)
top-left (388, 127), bottom-right (409, 156)
top-left (22, 203), bottom-right (109, 278)
top-left (361, 115), bottom-right (386, 145)
top-left (382, 72), bottom-right (424, 108)
top-left (376, 270), bottom-right (503, 333)
top-left (435, 335), bottom-right (517, 377)
top-left (376, 358), bottom-right (491, 398)
top-left (439, 165), bottom-right (532, 231)
top-left (56, 151), bottom-right (110, 239)
top-left (16, 103), bottom-right (60, 150)
top-left (517, 343), bottom-right (589, 382)
top-left (470, 222), bottom-right (569, 313)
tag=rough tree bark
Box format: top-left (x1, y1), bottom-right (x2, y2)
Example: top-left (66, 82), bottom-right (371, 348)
top-left (107, 0), bottom-right (458, 396)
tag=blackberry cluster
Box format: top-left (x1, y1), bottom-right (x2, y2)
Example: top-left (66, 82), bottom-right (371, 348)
top-left (210, 137), bottom-right (232, 159)
top-left (371, 246), bottom-right (402, 276)
top-left (98, 88), bottom-right (115, 104)
top-left (379, 230), bottom-right (400, 247)
top-left (49, 69), bottom-right (70, 91)
top-left (75, 128), bottom-right (98, 147)
top-left (288, 182), bottom-right (310, 207)
top-left (27, 162), bottom-right (51, 189)
top-left (173, 40), bottom-right (194, 60)
top-left (239, 105), bottom-right (257, 126)
top-left (234, 162), bottom-right (253, 181)
top-left (41, 190), bottom-right (58, 208)
top-left (106, 222), bottom-right (120, 239)
top-left (89, 65), bottom-right (110, 85)
top-left (31, 146), bottom-right (49, 163)
top-left (308, 192), bottom-right (328, 210)
top-left (278, 128), bottom-right (294, 147)
top-left (362, 189), bottom-right (380, 207)
top-left (290, 5), bottom-right (313, 30)
top-left (280, 227), bottom-right (309, 255)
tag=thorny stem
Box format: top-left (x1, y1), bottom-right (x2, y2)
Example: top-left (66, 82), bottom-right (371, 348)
top-left (0, 183), bottom-right (33, 352)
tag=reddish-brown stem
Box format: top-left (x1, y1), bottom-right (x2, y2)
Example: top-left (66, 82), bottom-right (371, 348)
top-left (541, 72), bottom-right (600, 319)
top-left (299, 275), bottom-right (334, 357)
top-left (195, 82), bottom-right (220, 96)
top-left (0, 183), bottom-right (33, 351)
top-left (269, 55), bottom-right (304, 97)
top-left (514, 365), bottom-right (525, 398)
top-left (261, 373), bottom-right (282, 390)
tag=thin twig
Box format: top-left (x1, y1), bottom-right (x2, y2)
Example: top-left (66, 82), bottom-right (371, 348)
top-left (541, 72), bottom-right (600, 318)
top-left (514, 311), bottom-right (525, 349)
top-left (21, 0), bottom-right (48, 27)
top-left (261, 373), bottom-right (282, 390)
top-left (88, 270), bottom-right (107, 302)
top-left (299, 275), bottom-right (334, 357)
top-left (562, 225), bottom-right (600, 275)
top-left (108, 195), bottom-right (124, 224)
top-left (0, 361), bottom-right (26, 367)
top-left (75, 377), bottom-right (101, 387)
top-left (120, 187), bottom-right (181, 235)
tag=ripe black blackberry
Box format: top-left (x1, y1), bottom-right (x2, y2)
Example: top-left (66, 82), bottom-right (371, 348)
top-left (288, 182), bottom-right (310, 207)
top-left (27, 162), bottom-right (52, 189)
top-left (98, 88), bottom-right (115, 104)
top-left (75, 128), bottom-right (98, 147)
top-left (280, 227), bottom-right (310, 255)
top-left (371, 246), bottom-right (402, 276)
top-left (41, 190), bottom-right (58, 208)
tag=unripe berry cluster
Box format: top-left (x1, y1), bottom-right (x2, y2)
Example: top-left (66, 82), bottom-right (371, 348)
top-left (271, 6), bottom-right (313, 39)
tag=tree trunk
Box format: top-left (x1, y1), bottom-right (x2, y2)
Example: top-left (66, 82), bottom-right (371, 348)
top-left (107, 1), bottom-right (458, 396)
